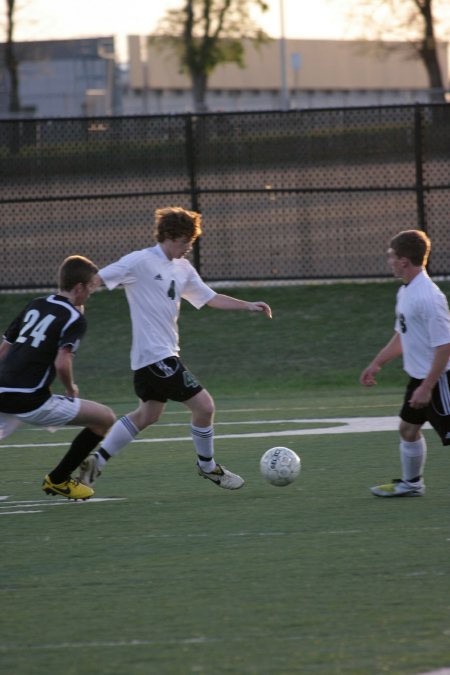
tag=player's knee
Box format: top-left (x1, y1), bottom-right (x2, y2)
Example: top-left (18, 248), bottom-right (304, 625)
top-left (201, 397), bottom-right (215, 421)
top-left (104, 407), bottom-right (116, 429)
top-left (93, 406), bottom-right (116, 435)
top-left (399, 420), bottom-right (421, 442)
top-left (201, 390), bottom-right (215, 416)
top-left (132, 408), bottom-right (161, 430)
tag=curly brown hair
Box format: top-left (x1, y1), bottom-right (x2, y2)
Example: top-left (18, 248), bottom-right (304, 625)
top-left (153, 207), bottom-right (202, 243)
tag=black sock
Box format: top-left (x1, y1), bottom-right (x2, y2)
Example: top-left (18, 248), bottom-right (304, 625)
top-left (48, 429), bottom-right (104, 484)
top-left (98, 447), bottom-right (112, 462)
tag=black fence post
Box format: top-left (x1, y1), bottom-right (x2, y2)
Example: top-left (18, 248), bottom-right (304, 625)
top-left (414, 104), bottom-right (427, 235)
top-left (185, 113), bottom-right (201, 274)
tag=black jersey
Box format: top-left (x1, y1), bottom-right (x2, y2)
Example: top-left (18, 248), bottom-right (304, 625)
top-left (0, 294), bottom-right (86, 413)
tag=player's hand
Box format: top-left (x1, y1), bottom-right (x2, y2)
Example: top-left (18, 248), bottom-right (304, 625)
top-left (409, 383), bottom-right (431, 409)
top-left (360, 364), bottom-right (380, 386)
top-left (251, 302), bottom-right (272, 319)
top-left (66, 384), bottom-right (79, 399)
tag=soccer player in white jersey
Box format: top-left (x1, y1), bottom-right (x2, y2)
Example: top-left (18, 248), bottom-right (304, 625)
top-left (0, 256), bottom-right (116, 500)
top-left (78, 206), bottom-right (272, 490)
top-left (360, 229), bottom-right (450, 497)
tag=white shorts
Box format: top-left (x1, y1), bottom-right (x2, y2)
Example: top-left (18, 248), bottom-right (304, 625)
top-left (0, 395), bottom-right (81, 440)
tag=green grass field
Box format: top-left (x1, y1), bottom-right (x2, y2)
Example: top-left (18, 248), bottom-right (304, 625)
top-left (1, 283), bottom-right (450, 675)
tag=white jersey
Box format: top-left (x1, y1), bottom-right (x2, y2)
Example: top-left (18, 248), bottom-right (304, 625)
top-left (99, 245), bottom-right (216, 370)
top-left (395, 270), bottom-right (450, 379)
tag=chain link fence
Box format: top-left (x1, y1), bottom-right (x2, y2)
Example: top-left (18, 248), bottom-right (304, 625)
top-left (1, 104), bottom-right (449, 289)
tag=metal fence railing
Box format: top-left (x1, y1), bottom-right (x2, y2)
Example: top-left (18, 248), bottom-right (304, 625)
top-left (1, 104), bottom-right (449, 289)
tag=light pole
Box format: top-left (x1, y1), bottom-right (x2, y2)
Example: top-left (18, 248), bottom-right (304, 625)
top-left (97, 41), bottom-right (116, 115)
top-left (279, 0), bottom-right (289, 110)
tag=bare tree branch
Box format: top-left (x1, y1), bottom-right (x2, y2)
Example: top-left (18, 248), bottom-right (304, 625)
top-left (338, 0), bottom-right (447, 100)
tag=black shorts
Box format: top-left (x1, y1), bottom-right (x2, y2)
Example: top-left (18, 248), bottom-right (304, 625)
top-left (133, 356), bottom-right (203, 403)
top-left (400, 373), bottom-right (450, 446)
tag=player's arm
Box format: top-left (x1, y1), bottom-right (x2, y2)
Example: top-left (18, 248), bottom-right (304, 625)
top-left (54, 346), bottom-right (79, 399)
top-left (360, 332), bottom-right (403, 386)
top-left (207, 293), bottom-right (272, 319)
top-left (409, 342), bottom-right (450, 409)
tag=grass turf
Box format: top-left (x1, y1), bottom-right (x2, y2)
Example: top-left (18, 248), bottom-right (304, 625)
top-left (1, 401), bottom-right (450, 675)
top-left (1, 283), bottom-right (450, 674)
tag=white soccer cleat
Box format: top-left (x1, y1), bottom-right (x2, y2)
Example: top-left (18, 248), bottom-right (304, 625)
top-left (78, 454), bottom-right (102, 488)
top-left (370, 478), bottom-right (425, 497)
top-left (197, 462), bottom-right (245, 490)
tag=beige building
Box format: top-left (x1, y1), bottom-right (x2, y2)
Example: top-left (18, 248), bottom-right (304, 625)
top-left (125, 35), bottom-right (449, 114)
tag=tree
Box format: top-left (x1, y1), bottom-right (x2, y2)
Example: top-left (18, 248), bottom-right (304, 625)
top-left (340, 0), bottom-right (448, 102)
top-left (413, 0), bottom-right (447, 100)
top-left (151, 0), bottom-right (269, 113)
top-left (4, 0), bottom-right (21, 113)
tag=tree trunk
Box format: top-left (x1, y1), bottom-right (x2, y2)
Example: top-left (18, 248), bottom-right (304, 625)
top-left (417, 0), bottom-right (445, 102)
top-left (5, 41), bottom-right (20, 113)
top-left (5, 0), bottom-right (21, 114)
top-left (191, 71), bottom-right (209, 113)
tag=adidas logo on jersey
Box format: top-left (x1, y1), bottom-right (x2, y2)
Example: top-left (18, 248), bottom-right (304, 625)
top-left (154, 274), bottom-right (163, 280)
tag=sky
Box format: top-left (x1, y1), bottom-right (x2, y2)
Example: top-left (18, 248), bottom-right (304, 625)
top-left (5, 0), bottom-right (350, 63)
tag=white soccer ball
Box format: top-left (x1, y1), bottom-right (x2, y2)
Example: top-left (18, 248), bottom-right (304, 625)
top-left (260, 446), bottom-right (301, 487)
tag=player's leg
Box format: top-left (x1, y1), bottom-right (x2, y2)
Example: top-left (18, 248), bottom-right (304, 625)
top-left (16, 395), bottom-right (112, 500)
top-left (71, 399), bottom-right (116, 436)
top-left (398, 419), bottom-right (427, 483)
top-left (184, 389), bottom-right (244, 490)
top-left (426, 370), bottom-right (450, 447)
top-left (46, 399), bottom-right (116, 491)
top-left (0, 412), bottom-right (23, 440)
top-left (79, 363), bottom-right (169, 486)
top-left (370, 424), bottom-right (426, 497)
top-left (78, 399), bottom-right (165, 487)
top-left (371, 378), bottom-right (426, 497)
top-left (184, 388), bottom-right (215, 471)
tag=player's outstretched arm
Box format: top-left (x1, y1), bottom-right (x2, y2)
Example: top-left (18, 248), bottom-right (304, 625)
top-left (207, 293), bottom-right (272, 319)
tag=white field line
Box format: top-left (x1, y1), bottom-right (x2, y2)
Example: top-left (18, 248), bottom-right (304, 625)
top-left (0, 415), bottom-right (425, 450)
top-left (0, 636), bottom-right (449, 668)
top-left (20, 402), bottom-right (400, 432)
top-left (0, 497), bottom-right (126, 515)
top-left (0, 633), bottom-right (358, 652)
top-left (0, 497), bottom-right (127, 510)
top-left (0, 510), bottom-right (43, 515)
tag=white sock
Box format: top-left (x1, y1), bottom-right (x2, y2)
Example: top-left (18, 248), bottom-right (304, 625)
top-left (95, 416), bottom-right (139, 469)
top-left (191, 424), bottom-right (216, 472)
top-left (400, 437), bottom-right (427, 482)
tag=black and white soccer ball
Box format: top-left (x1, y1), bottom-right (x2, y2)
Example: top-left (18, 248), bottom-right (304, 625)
top-left (260, 446), bottom-right (301, 487)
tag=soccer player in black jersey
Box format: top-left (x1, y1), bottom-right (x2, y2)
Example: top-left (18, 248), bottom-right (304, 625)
top-left (0, 255), bottom-right (115, 500)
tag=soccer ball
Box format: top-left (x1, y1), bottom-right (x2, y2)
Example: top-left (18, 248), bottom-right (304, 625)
top-left (259, 446), bottom-right (301, 487)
